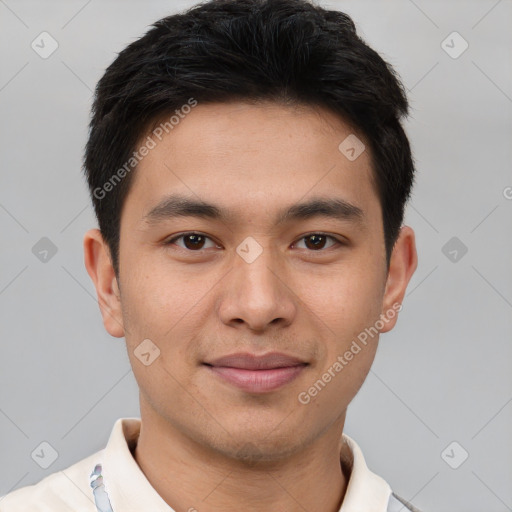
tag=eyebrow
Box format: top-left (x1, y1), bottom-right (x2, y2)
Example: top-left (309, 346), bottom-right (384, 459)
top-left (142, 193), bottom-right (365, 227)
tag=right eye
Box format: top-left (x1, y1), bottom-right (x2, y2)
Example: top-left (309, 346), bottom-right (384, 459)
top-left (163, 232), bottom-right (219, 251)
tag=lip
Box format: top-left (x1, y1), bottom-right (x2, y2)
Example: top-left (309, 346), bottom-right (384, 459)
top-left (204, 352), bottom-right (308, 393)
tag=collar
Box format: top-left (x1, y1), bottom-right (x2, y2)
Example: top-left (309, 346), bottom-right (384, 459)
top-left (338, 433), bottom-right (392, 511)
top-left (97, 418), bottom-right (392, 512)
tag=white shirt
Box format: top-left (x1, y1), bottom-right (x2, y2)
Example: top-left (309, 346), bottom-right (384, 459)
top-left (0, 418), bottom-right (421, 512)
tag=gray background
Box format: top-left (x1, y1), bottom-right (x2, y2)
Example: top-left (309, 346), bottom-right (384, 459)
top-left (1, 0), bottom-right (511, 510)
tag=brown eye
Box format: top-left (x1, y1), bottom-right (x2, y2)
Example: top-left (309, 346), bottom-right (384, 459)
top-left (295, 234), bottom-right (339, 251)
top-left (182, 234), bottom-right (206, 250)
top-left (165, 233), bottom-right (216, 251)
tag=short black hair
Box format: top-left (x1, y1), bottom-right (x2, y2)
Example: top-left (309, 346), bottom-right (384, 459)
top-left (84, 0), bottom-right (414, 278)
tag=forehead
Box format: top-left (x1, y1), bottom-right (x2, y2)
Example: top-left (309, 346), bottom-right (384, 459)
top-left (122, 101), bottom-right (381, 227)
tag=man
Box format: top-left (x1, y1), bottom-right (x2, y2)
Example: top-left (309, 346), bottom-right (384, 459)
top-left (0, 0), bottom-right (420, 510)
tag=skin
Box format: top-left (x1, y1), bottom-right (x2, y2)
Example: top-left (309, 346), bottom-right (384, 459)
top-left (84, 101), bottom-right (417, 512)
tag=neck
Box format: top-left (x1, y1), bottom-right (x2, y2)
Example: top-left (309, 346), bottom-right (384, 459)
top-left (133, 404), bottom-right (351, 512)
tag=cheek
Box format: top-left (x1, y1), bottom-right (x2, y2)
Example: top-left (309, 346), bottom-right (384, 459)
top-left (306, 262), bottom-right (384, 338)
top-left (120, 275), bottom-right (196, 410)
top-left (297, 335), bottom-right (378, 424)
top-left (290, 263), bottom-right (382, 394)
top-left (119, 266), bottom-right (205, 379)
top-left (120, 261), bottom-right (184, 332)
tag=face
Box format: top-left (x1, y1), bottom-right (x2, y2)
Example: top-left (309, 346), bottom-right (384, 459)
top-left (85, 101), bottom-right (417, 461)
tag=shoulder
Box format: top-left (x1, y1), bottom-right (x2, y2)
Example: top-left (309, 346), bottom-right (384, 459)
top-left (388, 491), bottom-right (424, 512)
top-left (0, 450), bottom-right (103, 512)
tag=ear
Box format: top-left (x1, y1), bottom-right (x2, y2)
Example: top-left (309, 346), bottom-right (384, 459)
top-left (83, 229), bottom-right (125, 338)
top-left (379, 225), bottom-right (418, 333)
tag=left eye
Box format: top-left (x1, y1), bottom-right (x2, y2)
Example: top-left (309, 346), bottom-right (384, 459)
top-left (165, 232), bottom-right (340, 252)
top-left (293, 233), bottom-right (340, 251)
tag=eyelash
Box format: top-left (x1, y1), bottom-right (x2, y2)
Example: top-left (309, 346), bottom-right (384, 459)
top-left (163, 231), bottom-right (344, 252)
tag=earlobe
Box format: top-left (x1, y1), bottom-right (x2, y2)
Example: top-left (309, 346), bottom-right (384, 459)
top-left (83, 229), bottom-right (125, 338)
top-left (379, 226), bottom-right (418, 334)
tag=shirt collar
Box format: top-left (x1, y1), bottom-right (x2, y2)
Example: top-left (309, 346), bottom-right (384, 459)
top-left (98, 418), bottom-right (391, 512)
top-left (101, 417), bottom-right (172, 511)
top-left (338, 433), bottom-right (392, 511)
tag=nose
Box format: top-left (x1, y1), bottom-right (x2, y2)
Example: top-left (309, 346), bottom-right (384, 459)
top-left (217, 242), bottom-right (297, 333)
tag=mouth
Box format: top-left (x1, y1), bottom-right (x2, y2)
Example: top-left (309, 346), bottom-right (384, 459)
top-left (203, 352), bottom-right (308, 393)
